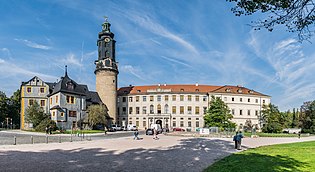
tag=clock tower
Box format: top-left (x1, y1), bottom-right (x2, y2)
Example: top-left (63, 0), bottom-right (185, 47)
top-left (95, 17), bottom-right (118, 124)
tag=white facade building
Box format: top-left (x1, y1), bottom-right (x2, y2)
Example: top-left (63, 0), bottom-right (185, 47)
top-left (117, 84), bottom-right (270, 131)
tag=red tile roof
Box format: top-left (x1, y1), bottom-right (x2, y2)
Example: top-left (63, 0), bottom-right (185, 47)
top-left (117, 84), bottom-right (269, 97)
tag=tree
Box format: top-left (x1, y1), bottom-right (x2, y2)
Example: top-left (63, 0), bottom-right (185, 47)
top-left (228, 0), bottom-right (315, 41)
top-left (86, 104), bottom-right (109, 129)
top-left (204, 96), bottom-right (236, 130)
top-left (0, 91), bottom-right (8, 125)
top-left (244, 119), bottom-right (253, 132)
top-left (300, 101), bottom-right (315, 133)
top-left (25, 101), bottom-right (48, 128)
top-left (7, 89), bottom-right (20, 128)
top-left (291, 108), bottom-right (300, 128)
top-left (261, 103), bottom-right (283, 133)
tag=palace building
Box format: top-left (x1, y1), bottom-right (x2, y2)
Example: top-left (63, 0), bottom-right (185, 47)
top-left (20, 18), bottom-right (270, 130)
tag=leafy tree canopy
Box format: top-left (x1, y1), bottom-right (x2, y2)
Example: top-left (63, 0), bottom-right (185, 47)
top-left (204, 96), bottom-right (236, 130)
top-left (228, 0), bottom-right (315, 41)
top-left (86, 104), bottom-right (109, 129)
top-left (25, 101), bottom-right (48, 128)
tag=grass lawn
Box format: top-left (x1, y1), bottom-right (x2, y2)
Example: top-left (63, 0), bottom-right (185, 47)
top-left (204, 141), bottom-right (315, 172)
top-left (53, 130), bottom-right (104, 134)
top-left (243, 132), bottom-right (310, 137)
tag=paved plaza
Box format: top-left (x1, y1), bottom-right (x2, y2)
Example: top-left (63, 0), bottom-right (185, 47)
top-left (1, 132), bottom-right (315, 172)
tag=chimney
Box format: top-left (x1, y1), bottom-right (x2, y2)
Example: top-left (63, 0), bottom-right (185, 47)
top-left (163, 83), bottom-right (167, 86)
top-left (158, 83), bottom-right (161, 87)
top-left (195, 82), bottom-right (199, 86)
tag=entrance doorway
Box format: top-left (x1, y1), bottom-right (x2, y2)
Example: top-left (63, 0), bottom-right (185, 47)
top-left (156, 119), bottom-right (162, 128)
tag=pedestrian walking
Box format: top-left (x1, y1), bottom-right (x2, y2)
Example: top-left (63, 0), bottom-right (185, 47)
top-left (45, 126), bottom-right (49, 135)
top-left (49, 126), bottom-right (52, 135)
top-left (104, 126), bottom-right (108, 135)
top-left (236, 131), bottom-right (244, 150)
top-left (298, 132), bottom-right (301, 139)
top-left (153, 128), bottom-right (159, 140)
top-left (233, 132), bottom-right (237, 149)
top-left (134, 129), bottom-right (139, 140)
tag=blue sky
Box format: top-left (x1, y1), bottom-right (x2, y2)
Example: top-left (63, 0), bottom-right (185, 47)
top-left (1, 0), bottom-right (315, 111)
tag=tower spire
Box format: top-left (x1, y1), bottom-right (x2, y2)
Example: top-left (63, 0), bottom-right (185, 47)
top-left (65, 65), bottom-right (68, 77)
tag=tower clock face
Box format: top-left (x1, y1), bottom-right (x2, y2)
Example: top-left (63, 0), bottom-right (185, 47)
top-left (105, 38), bottom-right (110, 42)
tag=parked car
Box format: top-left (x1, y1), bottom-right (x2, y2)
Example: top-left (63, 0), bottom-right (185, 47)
top-left (127, 125), bottom-right (137, 131)
top-left (146, 128), bottom-right (154, 135)
top-left (173, 127), bottom-right (185, 132)
top-left (112, 125), bottom-right (122, 131)
top-left (107, 127), bottom-right (116, 132)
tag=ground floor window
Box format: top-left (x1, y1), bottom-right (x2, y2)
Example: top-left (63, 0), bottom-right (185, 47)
top-left (136, 121), bottom-right (139, 127)
top-left (196, 121), bottom-right (199, 127)
top-left (188, 121), bottom-right (191, 127)
top-left (180, 121), bottom-right (184, 127)
top-left (173, 121), bottom-right (176, 127)
top-left (143, 121), bottom-right (146, 127)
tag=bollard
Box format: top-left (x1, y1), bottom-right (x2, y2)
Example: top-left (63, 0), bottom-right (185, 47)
top-left (70, 135), bottom-right (72, 142)
top-left (13, 136), bottom-right (16, 145)
top-left (31, 136), bottom-right (34, 144)
top-left (46, 135), bottom-right (48, 144)
top-left (83, 132), bottom-right (85, 139)
top-left (59, 135), bottom-right (61, 143)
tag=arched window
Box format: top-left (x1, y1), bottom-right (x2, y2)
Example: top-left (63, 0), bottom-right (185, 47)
top-left (150, 105), bottom-right (154, 114)
top-left (164, 104), bottom-right (169, 114)
top-left (105, 59), bottom-right (110, 67)
top-left (157, 104), bottom-right (161, 114)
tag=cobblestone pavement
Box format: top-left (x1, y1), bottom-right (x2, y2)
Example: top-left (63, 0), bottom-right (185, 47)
top-left (1, 133), bottom-right (315, 172)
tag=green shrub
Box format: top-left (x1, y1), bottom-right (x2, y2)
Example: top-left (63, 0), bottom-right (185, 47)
top-left (35, 118), bottom-right (58, 132)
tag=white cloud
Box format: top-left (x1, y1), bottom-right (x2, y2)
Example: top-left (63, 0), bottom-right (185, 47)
top-left (0, 58), bottom-right (5, 64)
top-left (160, 55), bottom-right (192, 68)
top-left (14, 39), bottom-right (52, 50)
top-left (120, 65), bottom-right (146, 81)
top-left (61, 53), bottom-right (83, 67)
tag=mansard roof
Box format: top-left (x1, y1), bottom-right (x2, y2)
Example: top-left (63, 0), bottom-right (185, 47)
top-left (48, 73), bottom-right (89, 96)
top-left (117, 84), bottom-right (269, 97)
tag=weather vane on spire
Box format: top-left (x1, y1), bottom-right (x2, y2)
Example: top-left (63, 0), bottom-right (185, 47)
top-left (103, 16), bottom-right (108, 22)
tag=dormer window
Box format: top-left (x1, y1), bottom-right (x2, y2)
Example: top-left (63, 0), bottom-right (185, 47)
top-left (226, 88), bottom-right (231, 92)
top-left (249, 90), bottom-right (254, 94)
top-left (180, 89), bottom-right (184, 92)
top-left (66, 82), bottom-right (74, 90)
top-left (137, 90), bottom-right (141, 93)
top-left (237, 89), bottom-right (242, 93)
top-left (195, 89), bottom-right (199, 92)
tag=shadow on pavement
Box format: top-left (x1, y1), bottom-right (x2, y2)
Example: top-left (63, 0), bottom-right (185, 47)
top-left (0, 138), bottom-right (241, 172)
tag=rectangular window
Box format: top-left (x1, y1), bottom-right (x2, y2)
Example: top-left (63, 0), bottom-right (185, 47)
top-left (117, 97), bottom-right (120, 103)
top-left (256, 99), bottom-right (258, 103)
top-left (40, 100), bottom-right (45, 106)
top-left (255, 110), bottom-right (259, 116)
top-left (188, 106), bottom-right (192, 114)
top-left (29, 99), bottom-right (34, 106)
top-left (129, 107), bottom-right (133, 114)
top-left (248, 110), bottom-right (251, 116)
top-left (66, 96), bottom-right (75, 104)
top-left (52, 111), bottom-right (55, 117)
top-left (172, 106), bottom-right (176, 114)
top-left (232, 97), bottom-right (234, 101)
top-left (27, 87), bottom-right (32, 93)
top-left (188, 95), bottom-right (192, 101)
top-left (196, 121), bottom-right (199, 127)
top-left (195, 107), bottom-right (200, 115)
top-left (195, 96), bottom-right (199, 101)
top-left (224, 97), bottom-right (227, 101)
top-left (248, 98), bottom-right (250, 102)
top-left (180, 106), bottom-right (184, 114)
top-left (40, 87), bottom-right (45, 93)
top-left (157, 95), bottom-right (161, 101)
top-left (136, 121), bottom-right (139, 127)
top-left (263, 100), bottom-right (266, 104)
top-left (69, 111), bottom-right (77, 117)
top-left (122, 97), bottom-right (126, 102)
top-left (150, 96), bottom-right (154, 101)
top-left (203, 96), bottom-right (207, 102)
top-left (240, 98), bottom-right (242, 102)
top-left (173, 121), bottom-right (176, 127)
top-left (165, 95), bottom-right (169, 101)
top-left (136, 107), bottom-right (140, 114)
top-left (50, 98), bottom-right (52, 105)
top-left (122, 107), bottom-right (127, 115)
top-left (61, 112), bottom-right (64, 117)
top-left (188, 121), bottom-right (191, 127)
top-left (136, 96), bottom-right (139, 102)
top-left (143, 96), bottom-right (147, 102)
top-left (180, 121), bottom-right (184, 127)
top-left (240, 110), bottom-right (243, 115)
top-left (129, 120), bottom-right (132, 125)
top-left (180, 95), bottom-right (184, 101)
top-left (142, 106), bottom-right (147, 114)
top-left (129, 97), bottom-right (133, 102)
top-left (56, 95), bottom-right (58, 103)
top-left (143, 121), bottom-right (146, 127)
top-left (232, 109), bottom-right (235, 115)
top-left (172, 95), bottom-right (176, 101)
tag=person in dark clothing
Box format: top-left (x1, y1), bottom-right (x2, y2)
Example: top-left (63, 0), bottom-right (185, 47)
top-left (236, 131), bottom-right (244, 150)
top-left (233, 132), bottom-right (238, 149)
top-left (134, 129), bottom-right (139, 140)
